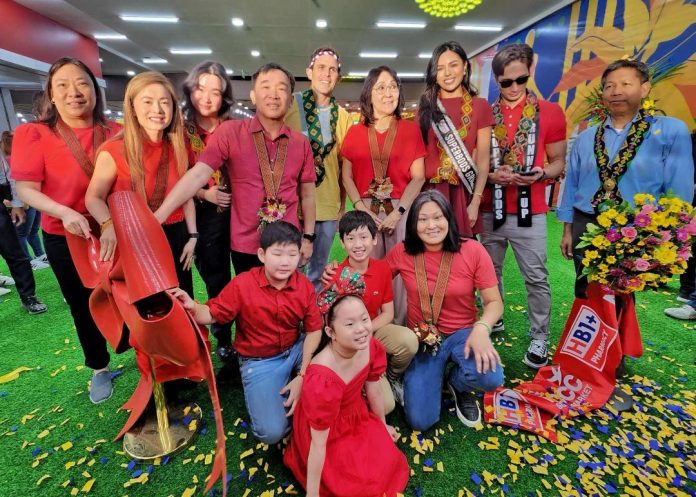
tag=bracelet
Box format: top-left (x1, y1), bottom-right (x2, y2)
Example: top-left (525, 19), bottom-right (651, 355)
top-left (189, 232), bottom-right (199, 239)
top-left (473, 320), bottom-right (492, 335)
top-left (99, 218), bottom-right (113, 233)
top-left (473, 191), bottom-right (483, 198)
top-left (297, 370), bottom-right (306, 378)
top-left (353, 199), bottom-right (364, 207)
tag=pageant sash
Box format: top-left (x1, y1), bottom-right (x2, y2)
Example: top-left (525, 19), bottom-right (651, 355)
top-left (54, 119), bottom-right (106, 178)
top-left (366, 119), bottom-right (398, 215)
top-left (300, 89), bottom-right (338, 187)
top-left (431, 98), bottom-right (478, 194)
top-left (491, 91), bottom-right (539, 229)
top-left (130, 139), bottom-right (170, 212)
top-left (252, 131), bottom-right (288, 228)
top-left (413, 251), bottom-right (453, 353)
top-left (591, 110), bottom-right (651, 209)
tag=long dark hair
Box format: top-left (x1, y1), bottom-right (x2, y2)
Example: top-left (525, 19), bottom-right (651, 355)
top-left (313, 295), bottom-right (365, 357)
top-left (359, 66), bottom-right (404, 126)
top-left (181, 60), bottom-right (234, 123)
top-left (404, 190), bottom-right (463, 255)
top-left (39, 57), bottom-right (107, 128)
top-left (418, 41), bottom-right (477, 143)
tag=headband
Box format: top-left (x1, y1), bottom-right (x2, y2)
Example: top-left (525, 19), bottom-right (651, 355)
top-left (308, 49), bottom-right (342, 70)
top-left (316, 267), bottom-right (365, 316)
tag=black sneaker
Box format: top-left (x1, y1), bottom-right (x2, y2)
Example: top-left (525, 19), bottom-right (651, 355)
top-left (447, 383), bottom-right (481, 427)
top-left (216, 344), bottom-right (236, 363)
top-left (22, 296), bottom-right (47, 315)
top-left (492, 319), bottom-right (505, 333)
top-left (523, 339), bottom-right (548, 369)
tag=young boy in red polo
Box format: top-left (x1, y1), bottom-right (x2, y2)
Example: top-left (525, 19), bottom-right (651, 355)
top-left (171, 221), bottom-right (323, 444)
top-left (325, 210), bottom-right (418, 411)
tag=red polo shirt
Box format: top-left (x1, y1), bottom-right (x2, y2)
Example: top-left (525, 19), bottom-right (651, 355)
top-left (11, 121), bottom-right (122, 235)
top-left (341, 119), bottom-right (426, 199)
top-left (334, 258), bottom-right (394, 320)
top-left (198, 116), bottom-right (316, 254)
top-left (481, 97), bottom-right (566, 215)
top-left (207, 266), bottom-right (323, 358)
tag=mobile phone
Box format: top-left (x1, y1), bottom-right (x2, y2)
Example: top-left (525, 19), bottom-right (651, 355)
top-left (518, 170), bottom-right (537, 176)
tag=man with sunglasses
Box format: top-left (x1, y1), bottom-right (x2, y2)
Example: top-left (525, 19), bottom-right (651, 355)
top-left (480, 43), bottom-right (567, 369)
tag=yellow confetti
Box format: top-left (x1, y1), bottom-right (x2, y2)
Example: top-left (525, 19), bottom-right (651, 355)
top-left (36, 474), bottom-right (51, 486)
top-left (240, 448), bottom-right (254, 459)
top-left (181, 486), bottom-right (197, 497)
top-left (204, 454), bottom-right (212, 465)
top-left (71, 487), bottom-right (79, 496)
top-left (0, 366), bottom-right (33, 384)
top-left (61, 441), bottom-right (73, 451)
top-left (436, 462), bottom-right (444, 472)
top-left (81, 479), bottom-right (95, 493)
top-left (37, 429), bottom-right (50, 439)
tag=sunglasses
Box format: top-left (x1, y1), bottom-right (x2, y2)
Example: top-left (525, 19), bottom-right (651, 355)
top-left (499, 75), bottom-right (530, 88)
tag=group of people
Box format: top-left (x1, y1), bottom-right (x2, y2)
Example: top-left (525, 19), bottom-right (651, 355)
top-left (1, 36), bottom-right (692, 496)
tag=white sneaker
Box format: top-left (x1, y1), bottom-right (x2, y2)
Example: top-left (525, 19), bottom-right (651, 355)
top-left (389, 377), bottom-right (404, 406)
top-left (31, 258), bottom-right (50, 270)
top-left (677, 296), bottom-right (690, 304)
top-left (0, 275), bottom-right (15, 286)
top-left (664, 305), bottom-right (696, 320)
top-left (0, 287), bottom-right (11, 297)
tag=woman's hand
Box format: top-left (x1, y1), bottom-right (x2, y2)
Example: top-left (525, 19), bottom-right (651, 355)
top-left (319, 260), bottom-right (339, 287)
top-left (203, 186), bottom-right (231, 207)
top-left (280, 375), bottom-right (304, 416)
top-left (487, 165), bottom-right (514, 186)
top-left (464, 327), bottom-right (502, 374)
top-left (385, 424), bottom-right (399, 442)
top-left (180, 238), bottom-right (197, 271)
top-left (99, 224), bottom-right (118, 262)
top-left (379, 210), bottom-right (401, 234)
top-left (168, 287), bottom-right (195, 310)
top-left (61, 208), bottom-right (91, 238)
top-left (354, 200), bottom-right (383, 229)
top-left (467, 198), bottom-right (480, 228)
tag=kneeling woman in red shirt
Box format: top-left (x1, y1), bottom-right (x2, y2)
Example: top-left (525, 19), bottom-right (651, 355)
top-left (386, 190), bottom-right (504, 431)
top-left (284, 270), bottom-right (408, 497)
top-left (86, 72), bottom-right (196, 297)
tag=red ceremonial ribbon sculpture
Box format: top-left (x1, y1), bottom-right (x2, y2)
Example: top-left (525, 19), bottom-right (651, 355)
top-left (66, 191), bottom-right (227, 496)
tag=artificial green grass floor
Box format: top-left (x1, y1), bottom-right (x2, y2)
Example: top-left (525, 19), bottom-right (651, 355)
top-left (0, 217), bottom-right (694, 497)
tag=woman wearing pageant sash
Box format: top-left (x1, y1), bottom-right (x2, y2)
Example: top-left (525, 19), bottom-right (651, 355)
top-left (341, 66), bottom-right (426, 325)
top-left (86, 72), bottom-right (196, 298)
top-left (385, 190), bottom-right (503, 431)
top-left (417, 41), bottom-right (494, 237)
top-left (13, 58), bottom-right (121, 404)
top-left (181, 61), bottom-right (236, 362)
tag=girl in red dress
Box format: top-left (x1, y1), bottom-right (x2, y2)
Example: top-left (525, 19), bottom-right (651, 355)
top-left (86, 71), bottom-right (196, 297)
top-left (417, 41), bottom-right (494, 237)
top-left (284, 269), bottom-right (409, 497)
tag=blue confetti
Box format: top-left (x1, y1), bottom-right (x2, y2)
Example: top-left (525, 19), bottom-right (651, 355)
top-left (31, 447), bottom-right (42, 457)
top-left (0, 392), bottom-right (8, 397)
top-left (126, 460), bottom-right (137, 471)
top-left (100, 457), bottom-right (108, 464)
top-left (424, 459), bottom-right (433, 467)
top-left (471, 472), bottom-right (482, 485)
top-left (110, 370), bottom-right (123, 380)
top-left (146, 464), bottom-right (153, 474)
top-left (605, 481), bottom-right (617, 493)
top-left (131, 469), bottom-right (143, 478)
top-left (162, 456), bottom-right (170, 465)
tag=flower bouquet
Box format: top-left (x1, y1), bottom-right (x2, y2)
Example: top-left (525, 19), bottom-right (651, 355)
top-left (257, 196), bottom-right (287, 231)
top-left (577, 193), bottom-right (696, 293)
top-left (413, 321), bottom-right (442, 355)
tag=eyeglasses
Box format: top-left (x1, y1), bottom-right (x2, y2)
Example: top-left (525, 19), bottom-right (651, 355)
top-left (373, 83), bottom-right (399, 95)
top-left (498, 75), bottom-right (530, 88)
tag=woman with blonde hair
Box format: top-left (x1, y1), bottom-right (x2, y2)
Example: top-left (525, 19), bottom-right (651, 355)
top-left (86, 71), bottom-right (197, 297)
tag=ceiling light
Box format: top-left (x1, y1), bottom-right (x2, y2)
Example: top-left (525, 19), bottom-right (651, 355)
top-left (418, 52), bottom-right (431, 59)
top-left (170, 48), bottom-right (212, 55)
top-left (231, 17), bottom-right (244, 27)
top-left (94, 33), bottom-right (127, 40)
top-left (126, 70), bottom-right (136, 76)
top-left (376, 21), bottom-right (426, 29)
top-left (454, 24), bottom-right (503, 32)
top-left (226, 69), bottom-right (234, 75)
top-left (16, 113), bottom-right (23, 118)
top-left (398, 72), bottom-right (425, 78)
top-left (237, 102), bottom-right (243, 106)
top-left (21, 118), bottom-right (27, 123)
top-left (105, 109), bottom-right (112, 115)
top-left (99, 57), bottom-right (104, 62)
top-left (411, 103), bottom-right (417, 108)
top-left (316, 19), bottom-right (328, 28)
top-left (143, 58), bottom-right (167, 64)
top-left (347, 71), bottom-right (369, 78)
top-left (117, 111), bottom-right (123, 116)
top-left (250, 50), bottom-right (260, 57)
top-left (120, 15), bottom-right (179, 23)
top-left (359, 52), bottom-right (397, 58)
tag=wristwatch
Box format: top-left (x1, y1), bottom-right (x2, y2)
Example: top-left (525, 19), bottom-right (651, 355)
top-left (189, 232), bottom-right (199, 239)
top-left (397, 205), bottom-right (406, 215)
top-left (303, 233), bottom-right (316, 242)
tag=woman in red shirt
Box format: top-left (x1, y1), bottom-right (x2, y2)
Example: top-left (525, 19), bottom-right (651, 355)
top-left (417, 41), bottom-right (494, 237)
top-left (13, 57), bottom-right (121, 404)
top-left (181, 61), bottom-right (235, 361)
top-left (86, 71), bottom-right (196, 297)
top-left (385, 190), bottom-right (504, 431)
top-left (341, 65), bottom-right (426, 325)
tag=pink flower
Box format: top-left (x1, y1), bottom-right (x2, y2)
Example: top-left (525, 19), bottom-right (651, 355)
top-left (640, 204), bottom-right (657, 214)
top-left (621, 226), bottom-right (638, 241)
top-left (634, 259), bottom-right (650, 271)
top-left (686, 218), bottom-right (696, 235)
top-left (676, 228), bottom-right (688, 242)
top-left (678, 246), bottom-right (691, 260)
top-left (634, 213), bottom-right (651, 227)
top-left (606, 228), bottom-right (621, 242)
top-left (660, 231), bottom-right (672, 242)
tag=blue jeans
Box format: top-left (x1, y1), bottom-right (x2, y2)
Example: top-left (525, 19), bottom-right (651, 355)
top-left (239, 338), bottom-right (304, 444)
top-left (15, 207), bottom-right (44, 258)
top-left (403, 327), bottom-right (505, 432)
top-left (306, 220), bottom-right (338, 291)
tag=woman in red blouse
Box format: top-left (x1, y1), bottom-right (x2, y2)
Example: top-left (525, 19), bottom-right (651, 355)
top-left (417, 41), bottom-right (494, 237)
top-left (13, 57), bottom-right (121, 404)
top-left (341, 65), bottom-right (426, 325)
top-left (86, 71), bottom-right (196, 297)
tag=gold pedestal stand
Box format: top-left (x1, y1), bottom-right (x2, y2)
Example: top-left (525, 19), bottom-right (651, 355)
top-left (123, 366), bottom-right (202, 460)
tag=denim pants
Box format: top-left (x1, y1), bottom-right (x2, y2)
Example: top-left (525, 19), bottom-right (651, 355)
top-left (403, 327), bottom-right (505, 432)
top-left (306, 219), bottom-right (338, 291)
top-left (239, 338), bottom-right (304, 444)
top-left (0, 206), bottom-right (35, 301)
top-left (15, 207), bottom-right (45, 258)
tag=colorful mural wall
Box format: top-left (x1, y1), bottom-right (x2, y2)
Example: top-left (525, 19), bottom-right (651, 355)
top-left (470, 0), bottom-right (696, 135)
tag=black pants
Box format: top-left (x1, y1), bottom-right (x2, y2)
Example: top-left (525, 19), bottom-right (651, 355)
top-left (0, 207), bottom-right (36, 301)
top-left (194, 203), bottom-right (232, 345)
top-left (231, 250), bottom-right (263, 276)
top-left (162, 221), bottom-right (194, 298)
top-left (43, 232), bottom-right (110, 370)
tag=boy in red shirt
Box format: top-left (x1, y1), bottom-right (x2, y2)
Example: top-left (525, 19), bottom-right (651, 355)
top-left (326, 210), bottom-right (418, 411)
top-left (172, 221), bottom-right (323, 444)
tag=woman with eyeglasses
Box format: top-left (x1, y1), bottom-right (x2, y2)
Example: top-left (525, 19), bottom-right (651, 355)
top-left (341, 66), bottom-right (426, 325)
top-left (417, 41), bottom-right (494, 237)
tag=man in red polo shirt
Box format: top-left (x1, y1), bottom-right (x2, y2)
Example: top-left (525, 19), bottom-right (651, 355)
top-left (155, 63), bottom-right (317, 275)
top-left (480, 44), bottom-right (567, 369)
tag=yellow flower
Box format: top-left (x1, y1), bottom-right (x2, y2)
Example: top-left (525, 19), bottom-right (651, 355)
top-left (642, 99), bottom-right (655, 111)
top-left (591, 236), bottom-right (610, 249)
top-left (615, 214), bottom-right (628, 225)
top-left (585, 250), bottom-right (600, 260)
top-left (633, 193), bottom-right (655, 205)
top-left (606, 255), bottom-right (617, 264)
top-left (605, 208), bottom-right (618, 219)
top-left (654, 245), bottom-right (677, 265)
top-left (597, 214), bottom-right (612, 228)
top-left (582, 258), bottom-right (590, 267)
